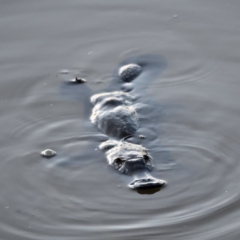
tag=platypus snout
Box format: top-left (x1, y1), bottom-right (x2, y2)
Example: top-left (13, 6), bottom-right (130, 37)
top-left (129, 177), bottom-right (166, 190)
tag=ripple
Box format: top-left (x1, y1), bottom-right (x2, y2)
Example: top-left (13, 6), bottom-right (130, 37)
top-left (67, 31), bottom-right (216, 90)
top-left (45, 31), bottom-right (234, 239)
top-left (0, 11), bottom-right (235, 240)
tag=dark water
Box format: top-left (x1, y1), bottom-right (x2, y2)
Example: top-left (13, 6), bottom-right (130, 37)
top-left (1, 0), bottom-right (240, 239)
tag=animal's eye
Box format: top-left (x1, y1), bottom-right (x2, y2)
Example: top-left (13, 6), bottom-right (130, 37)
top-left (143, 155), bottom-right (151, 164)
top-left (114, 158), bottom-right (124, 167)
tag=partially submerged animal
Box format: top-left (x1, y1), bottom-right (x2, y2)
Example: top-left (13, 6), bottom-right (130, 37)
top-left (89, 58), bottom-right (167, 190)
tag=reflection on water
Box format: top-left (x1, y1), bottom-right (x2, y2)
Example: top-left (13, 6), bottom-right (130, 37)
top-left (136, 188), bottom-right (162, 195)
top-left (0, 0), bottom-right (240, 239)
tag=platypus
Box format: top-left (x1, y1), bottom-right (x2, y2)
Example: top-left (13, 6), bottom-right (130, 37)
top-left (89, 56), bottom-right (167, 190)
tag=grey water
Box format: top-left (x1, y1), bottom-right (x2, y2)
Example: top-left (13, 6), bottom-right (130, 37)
top-left (1, 0), bottom-right (240, 239)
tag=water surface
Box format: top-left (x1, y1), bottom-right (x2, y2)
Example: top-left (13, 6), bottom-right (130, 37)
top-left (0, 1), bottom-right (240, 239)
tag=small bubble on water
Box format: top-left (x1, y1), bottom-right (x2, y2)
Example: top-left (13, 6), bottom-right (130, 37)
top-left (41, 149), bottom-right (56, 158)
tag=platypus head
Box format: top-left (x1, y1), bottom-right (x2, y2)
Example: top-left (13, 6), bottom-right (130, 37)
top-left (100, 139), bottom-right (166, 190)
